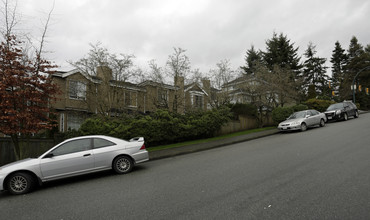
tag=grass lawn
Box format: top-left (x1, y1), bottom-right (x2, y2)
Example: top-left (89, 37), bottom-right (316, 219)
top-left (147, 127), bottom-right (275, 152)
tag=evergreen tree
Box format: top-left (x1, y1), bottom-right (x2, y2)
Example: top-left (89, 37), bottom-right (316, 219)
top-left (302, 42), bottom-right (329, 98)
top-left (262, 32), bottom-right (304, 102)
top-left (347, 36), bottom-right (364, 63)
top-left (343, 36), bottom-right (368, 101)
top-left (365, 44), bottom-right (370, 53)
top-left (330, 41), bottom-right (347, 99)
top-left (263, 32), bottom-right (302, 73)
top-left (241, 45), bottom-right (263, 75)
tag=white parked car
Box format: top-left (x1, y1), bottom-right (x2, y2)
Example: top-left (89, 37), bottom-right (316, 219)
top-left (278, 110), bottom-right (326, 132)
top-left (0, 135), bottom-right (149, 195)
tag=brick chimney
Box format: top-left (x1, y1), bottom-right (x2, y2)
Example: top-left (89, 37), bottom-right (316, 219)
top-left (96, 66), bottom-right (112, 82)
top-left (202, 78), bottom-right (211, 96)
top-left (174, 75), bottom-right (185, 113)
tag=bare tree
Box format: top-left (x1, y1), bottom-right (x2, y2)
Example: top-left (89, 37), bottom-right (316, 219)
top-left (166, 47), bottom-right (190, 79)
top-left (209, 59), bottom-right (235, 107)
top-left (238, 63), bottom-right (301, 127)
top-left (69, 42), bottom-right (137, 116)
top-left (0, 0), bottom-right (59, 159)
top-left (0, 0), bottom-right (18, 39)
top-left (147, 59), bottom-right (170, 109)
top-left (148, 59), bottom-right (166, 83)
top-left (187, 68), bottom-right (204, 85)
top-left (255, 63), bottom-right (300, 107)
top-left (166, 47), bottom-right (190, 113)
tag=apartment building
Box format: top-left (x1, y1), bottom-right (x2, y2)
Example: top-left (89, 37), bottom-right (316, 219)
top-left (51, 67), bottom-right (212, 132)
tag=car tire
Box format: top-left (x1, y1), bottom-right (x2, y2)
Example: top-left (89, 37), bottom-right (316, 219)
top-left (354, 111), bottom-right (359, 118)
top-left (343, 113), bottom-right (348, 121)
top-left (113, 156), bottom-right (133, 174)
top-left (300, 122), bottom-right (307, 132)
top-left (6, 172), bottom-right (35, 195)
top-left (319, 119), bottom-right (325, 127)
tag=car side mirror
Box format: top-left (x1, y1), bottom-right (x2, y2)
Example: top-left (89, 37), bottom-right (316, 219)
top-left (43, 153), bottom-right (54, 159)
top-left (306, 115), bottom-right (310, 118)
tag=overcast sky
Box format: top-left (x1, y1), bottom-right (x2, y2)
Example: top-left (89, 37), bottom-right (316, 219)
top-left (16, 0), bottom-right (370, 77)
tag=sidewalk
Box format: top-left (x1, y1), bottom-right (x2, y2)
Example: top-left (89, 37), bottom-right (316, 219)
top-left (148, 129), bottom-right (279, 160)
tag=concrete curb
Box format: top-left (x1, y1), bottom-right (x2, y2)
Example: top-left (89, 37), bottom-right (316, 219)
top-left (148, 129), bottom-right (279, 160)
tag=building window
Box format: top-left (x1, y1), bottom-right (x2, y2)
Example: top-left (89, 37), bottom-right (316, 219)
top-left (67, 113), bottom-right (85, 131)
top-left (125, 91), bottom-right (137, 107)
top-left (157, 88), bottom-right (168, 105)
top-left (69, 80), bottom-right (86, 100)
top-left (193, 95), bottom-right (203, 108)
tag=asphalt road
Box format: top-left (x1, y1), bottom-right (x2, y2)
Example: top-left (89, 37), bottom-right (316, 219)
top-left (1, 113), bottom-right (370, 220)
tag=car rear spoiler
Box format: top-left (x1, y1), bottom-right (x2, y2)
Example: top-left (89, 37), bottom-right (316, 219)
top-left (129, 137), bottom-right (145, 142)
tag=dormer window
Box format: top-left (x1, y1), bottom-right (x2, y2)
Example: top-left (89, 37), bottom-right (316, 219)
top-left (69, 80), bottom-right (86, 100)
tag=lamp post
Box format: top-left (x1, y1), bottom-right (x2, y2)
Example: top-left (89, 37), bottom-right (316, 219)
top-left (352, 66), bottom-right (370, 103)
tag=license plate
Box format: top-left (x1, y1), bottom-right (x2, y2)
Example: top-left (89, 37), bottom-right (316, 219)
top-left (328, 116), bottom-right (332, 119)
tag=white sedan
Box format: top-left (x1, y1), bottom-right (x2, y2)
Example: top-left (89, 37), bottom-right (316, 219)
top-left (0, 135), bottom-right (149, 195)
top-left (278, 109), bottom-right (326, 132)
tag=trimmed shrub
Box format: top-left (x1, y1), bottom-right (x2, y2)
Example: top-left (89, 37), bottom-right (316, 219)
top-left (74, 107), bottom-right (232, 147)
top-left (304, 98), bottom-right (335, 112)
top-left (291, 104), bottom-right (308, 112)
top-left (229, 103), bottom-right (258, 118)
top-left (272, 104), bottom-right (308, 123)
top-left (272, 107), bottom-right (294, 123)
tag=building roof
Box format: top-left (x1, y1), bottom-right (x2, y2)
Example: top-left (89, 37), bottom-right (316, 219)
top-left (184, 83), bottom-right (209, 96)
top-left (138, 80), bottom-right (177, 90)
top-left (52, 69), bottom-right (101, 83)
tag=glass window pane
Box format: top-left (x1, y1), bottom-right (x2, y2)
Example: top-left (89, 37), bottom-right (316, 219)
top-left (94, 138), bottom-right (115, 149)
top-left (52, 139), bottom-right (91, 156)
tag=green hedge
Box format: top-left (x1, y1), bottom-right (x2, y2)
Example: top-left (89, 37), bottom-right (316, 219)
top-left (73, 107), bottom-right (232, 147)
top-left (229, 103), bottom-right (258, 118)
top-left (304, 99), bottom-right (335, 112)
top-left (272, 104), bottom-right (308, 123)
top-left (271, 99), bottom-right (336, 123)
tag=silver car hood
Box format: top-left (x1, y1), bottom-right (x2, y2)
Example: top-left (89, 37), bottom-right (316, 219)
top-left (0, 158), bottom-right (39, 171)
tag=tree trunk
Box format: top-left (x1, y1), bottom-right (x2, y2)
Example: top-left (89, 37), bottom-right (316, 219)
top-left (10, 134), bottom-right (21, 160)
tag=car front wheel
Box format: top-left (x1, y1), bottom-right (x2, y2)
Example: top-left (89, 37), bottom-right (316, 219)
top-left (6, 172), bottom-right (35, 195)
top-left (113, 156), bottom-right (134, 174)
top-left (343, 113), bottom-right (348, 121)
top-left (300, 122), bottom-right (307, 131)
top-left (319, 119), bottom-right (325, 127)
top-left (354, 111), bottom-right (359, 118)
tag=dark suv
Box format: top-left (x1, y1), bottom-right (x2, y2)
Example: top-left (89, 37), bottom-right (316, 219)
top-left (324, 101), bottom-right (359, 121)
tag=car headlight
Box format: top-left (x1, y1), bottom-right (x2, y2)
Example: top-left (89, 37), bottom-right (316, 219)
top-left (290, 121), bottom-right (300, 125)
top-left (335, 110), bottom-right (342, 115)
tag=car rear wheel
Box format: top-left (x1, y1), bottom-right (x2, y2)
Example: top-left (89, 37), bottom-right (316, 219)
top-left (319, 119), bottom-right (325, 127)
top-left (343, 113), bottom-right (348, 121)
top-left (113, 156), bottom-right (133, 174)
top-left (354, 111), bottom-right (359, 118)
top-left (6, 172), bottom-right (35, 195)
top-left (300, 122), bottom-right (307, 131)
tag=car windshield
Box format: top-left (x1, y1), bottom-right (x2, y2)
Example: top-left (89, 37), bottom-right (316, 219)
top-left (288, 111), bottom-right (306, 119)
top-left (327, 103), bottom-right (343, 111)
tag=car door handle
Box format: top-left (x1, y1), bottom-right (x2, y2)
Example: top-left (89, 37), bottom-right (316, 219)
top-left (83, 153), bottom-right (91, 157)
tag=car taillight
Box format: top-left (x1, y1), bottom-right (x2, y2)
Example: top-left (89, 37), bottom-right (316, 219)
top-left (140, 144), bottom-right (146, 150)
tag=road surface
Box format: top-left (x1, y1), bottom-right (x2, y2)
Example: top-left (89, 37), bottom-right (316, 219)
top-left (1, 113), bottom-right (369, 219)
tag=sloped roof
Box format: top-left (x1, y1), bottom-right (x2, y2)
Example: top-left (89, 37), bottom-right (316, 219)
top-left (52, 69), bottom-right (101, 83)
top-left (184, 82), bottom-right (209, 96)
top-left (52, 69), bottom-right (145, 91)
top-left (138, 80), bottom-right (177, 90)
